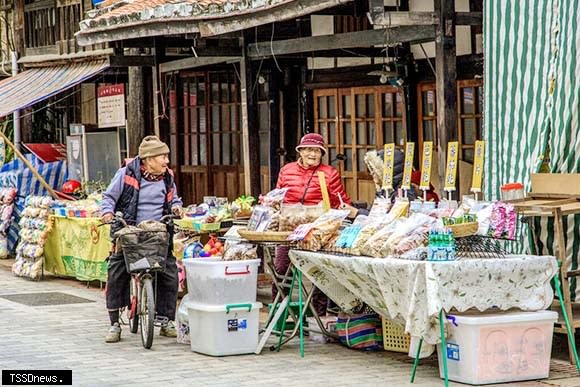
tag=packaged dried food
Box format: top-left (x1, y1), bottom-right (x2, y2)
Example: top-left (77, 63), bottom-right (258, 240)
top-left (278, 203), bottom-right (323, 231)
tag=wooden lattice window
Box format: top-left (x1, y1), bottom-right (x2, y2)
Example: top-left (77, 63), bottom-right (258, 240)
top-left (457, 79), bottom-right (484, 162)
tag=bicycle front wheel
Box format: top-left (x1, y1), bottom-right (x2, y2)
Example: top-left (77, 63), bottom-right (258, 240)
top-left (140, 277), bottom-right (155, 349)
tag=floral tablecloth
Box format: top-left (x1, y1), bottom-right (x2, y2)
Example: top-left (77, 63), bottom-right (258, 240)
top-left (289, 251), bottom-right (558, 344)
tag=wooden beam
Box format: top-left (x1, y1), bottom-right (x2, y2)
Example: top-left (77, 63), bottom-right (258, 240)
top-left (456, 11), bottom-right (483, 26)
top-left (159, 56), bottom-right (240, 73)
top-left (435, 0), bottom-right (458, 196)
top-left (108, 55), bottom-right (155, 67)
top-left (248, 26), bottom-right (436, 59)
top-left (371, 11), bottom-right (482, 26)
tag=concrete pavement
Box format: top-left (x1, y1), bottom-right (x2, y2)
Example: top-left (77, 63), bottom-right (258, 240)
top-left (0, 260), bottom-right (579, 387)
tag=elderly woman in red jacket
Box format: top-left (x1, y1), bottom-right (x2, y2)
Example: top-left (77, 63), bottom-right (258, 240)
top-left (274, 133), bottom-right (356, 315)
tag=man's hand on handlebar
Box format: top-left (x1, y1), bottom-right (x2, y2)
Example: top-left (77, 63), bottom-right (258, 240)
top-left (172, 206), bottom-right (184, 219)
top-left (101, 212), bottom-right (114, 224)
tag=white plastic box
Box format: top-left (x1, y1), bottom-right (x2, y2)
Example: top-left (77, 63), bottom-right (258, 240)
top-left (188, 301), bottom-right (262, 356)
top-left (183, 258), bottom-right (260, 304)
top-left (437, 311), bottom-right (558, 385)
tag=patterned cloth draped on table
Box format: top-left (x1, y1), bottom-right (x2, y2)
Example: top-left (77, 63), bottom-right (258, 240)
top-left (0, 154), bottom-right (67, 252)
top-left (290, 250), bottom-right (558, 345)
top-left (484, 0), bottom-right (580, 298)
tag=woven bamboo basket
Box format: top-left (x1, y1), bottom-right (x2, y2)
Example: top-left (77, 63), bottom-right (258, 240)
top-left (447, 222), bottom-right (479, 238)
top-left (237, 229), bottom-right (292, 242)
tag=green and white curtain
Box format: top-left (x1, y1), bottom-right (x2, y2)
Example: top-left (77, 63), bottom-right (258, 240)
top-left (484, 0), bottom-right (580, 298)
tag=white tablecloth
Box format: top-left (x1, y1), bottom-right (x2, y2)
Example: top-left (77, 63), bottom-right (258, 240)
top-left (289, 251), bottom-right (558, 344)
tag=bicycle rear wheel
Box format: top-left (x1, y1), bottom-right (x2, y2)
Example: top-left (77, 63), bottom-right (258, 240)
top-left (140, 277), bottom-right (155, 349)
top-left (128, 276), bottom-right (139, 334)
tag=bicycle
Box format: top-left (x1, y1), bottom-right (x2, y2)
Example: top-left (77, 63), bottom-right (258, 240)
top-left (108, 212), bottom-right (176, 349)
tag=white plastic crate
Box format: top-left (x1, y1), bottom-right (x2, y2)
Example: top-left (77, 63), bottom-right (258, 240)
top-left (437, 311), bottom-right (558, 385)
top-left (188, 301), bottom-right (262, 356)
top-left (183, 258), bottom-right (260, 305)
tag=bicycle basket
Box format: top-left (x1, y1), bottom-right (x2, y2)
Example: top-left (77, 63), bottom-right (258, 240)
top-left (117, 229), bottom-right (170, 273)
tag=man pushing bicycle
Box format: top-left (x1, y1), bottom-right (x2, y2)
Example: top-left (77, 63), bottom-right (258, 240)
top-left (101, 135), bottom-right (184, 343)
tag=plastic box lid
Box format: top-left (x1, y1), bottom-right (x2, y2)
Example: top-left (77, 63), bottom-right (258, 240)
top-left (187, 301), bottom-right (262, 313)
top-left (449, 310), bottom-right (558, 325)
top-left (183, 258), bottom-right (260, 266)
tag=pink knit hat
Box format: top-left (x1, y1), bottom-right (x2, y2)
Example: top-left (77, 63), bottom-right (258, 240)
top-left (295, 133), bottom-right (327, 155)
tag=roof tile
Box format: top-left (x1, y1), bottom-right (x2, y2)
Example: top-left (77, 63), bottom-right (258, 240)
top-left (82, 0), bottom-right (288, 31)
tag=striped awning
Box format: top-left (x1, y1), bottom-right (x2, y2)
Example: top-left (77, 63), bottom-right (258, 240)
top-left (0, 60), bottom-right (108, 118)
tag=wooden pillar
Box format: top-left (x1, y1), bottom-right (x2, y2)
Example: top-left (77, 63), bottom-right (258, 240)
top-left (435, 0), bottom-right (458, 196)
top-left (13, 0), bottom-right (25, 57)
top-left (269, 68), bottom-right (282, 190)
top-left (151, 40), bottom-right (167, 139)
top-left (127, 49), bottom-right (146, 157)
top-left (240, 34), bottom-right (261, 196)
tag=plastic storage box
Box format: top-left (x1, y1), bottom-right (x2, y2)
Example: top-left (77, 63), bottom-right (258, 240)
top-left (437, 311), bottom-right (558, 385)
top-left (188, 301), bottom-right (262, 356)
top-left (183, 258), bottom-right (260, 304)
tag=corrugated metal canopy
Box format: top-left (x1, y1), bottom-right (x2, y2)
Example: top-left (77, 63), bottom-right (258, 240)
top-left (0, 60), bottom-right (108, 118)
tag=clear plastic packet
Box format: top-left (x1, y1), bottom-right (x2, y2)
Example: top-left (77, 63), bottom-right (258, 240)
top-left (368, 197), bottom-right (391, 220)
top-left (297, 209), bottom-right (350, 251)
top-left (278, 202), bottom-right (323, 231)
top-left (389, 198), bottom-right (410, 219)
top-left (223, 243), bottom-right (258, 261)
top-left (259, 188), bottom-right (289, 210)
top-left (247, 205), bottom-right (272, 231)
top-left (392, 232), bottom-right (428, 256)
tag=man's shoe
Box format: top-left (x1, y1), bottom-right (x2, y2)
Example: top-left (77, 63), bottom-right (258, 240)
top-left (105, 322), bottom-right (121, 343)
top-left (159, 321), bottom-right (177, 337)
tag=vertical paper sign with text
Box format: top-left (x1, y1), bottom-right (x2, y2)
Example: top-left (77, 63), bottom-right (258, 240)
top-left (444, 141), bottom-right (459, 192)
top-left (401, 142), bottom-right (415, 191)
top-left (382, 143), bottom-right (395, 191)
top-left (471, 141), bottom-right (485, 193)
top-left (420, 141), bottom-right (433, 191)
top-left (97, 83), bottom-right (126, 128)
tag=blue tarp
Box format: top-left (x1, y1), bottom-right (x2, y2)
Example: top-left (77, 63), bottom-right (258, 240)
top-left (0, 154), bottom-right (67, 251)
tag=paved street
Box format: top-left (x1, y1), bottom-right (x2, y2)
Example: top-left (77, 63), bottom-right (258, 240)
top-left (1, 261), bottom-right (580, 387)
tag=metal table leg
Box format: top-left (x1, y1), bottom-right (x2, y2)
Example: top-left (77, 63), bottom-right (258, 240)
top-left (410, 338), bottom-right (423, 383)
top-left (439, 310), bottom-right (449, 387)
top-left (553, 272), bottom-right (580, 372)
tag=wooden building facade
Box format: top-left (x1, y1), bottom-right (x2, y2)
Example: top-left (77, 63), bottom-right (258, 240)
top-left (75, 0), bottom-right (483, 206)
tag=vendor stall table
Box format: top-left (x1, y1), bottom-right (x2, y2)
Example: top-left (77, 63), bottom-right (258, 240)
top-left (43, 216), bottom-right (111, 282)
top-left (288, 250), bottom-right (573, 386)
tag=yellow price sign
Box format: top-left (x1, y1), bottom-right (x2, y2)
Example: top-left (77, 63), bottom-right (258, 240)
top-left (444, 141), bottom-right (459, 192)
top-left (401, 142), bottom-right (415, 191)
top-left (382, 143), bottom-right (395, 191)
top-left (471, 141), bottom-right (485, 193)
top-left (420, 141), bottom-right (433, 190)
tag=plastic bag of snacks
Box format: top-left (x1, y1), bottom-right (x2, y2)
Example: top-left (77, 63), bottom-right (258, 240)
top-left (0, 235), bottom-right (9, 259)
top-left (278, 202), bottom-right (324, 232)
top-left (13, 195), bottom-right (53, 279)
top-left (223, 243), bottom-right (258, 261)
top-left (296, 209), bottom-right (350, 251)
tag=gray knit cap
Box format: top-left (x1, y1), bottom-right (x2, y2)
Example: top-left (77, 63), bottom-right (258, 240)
top-left (138, 135), bottom-right (169, 158)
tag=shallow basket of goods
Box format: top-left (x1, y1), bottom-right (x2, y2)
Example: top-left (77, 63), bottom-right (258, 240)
top-left (237, 228), bottom-right (292, 242)
top-left (382, 318), bottom-right (411, 353)
top-left (447, 222), bottom-right (479, 238)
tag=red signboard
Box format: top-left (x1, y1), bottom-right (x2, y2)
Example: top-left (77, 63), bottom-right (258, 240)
top-left (23, 143), bottom-right (67, 163)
